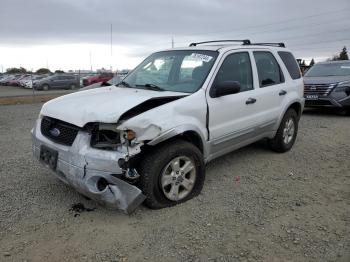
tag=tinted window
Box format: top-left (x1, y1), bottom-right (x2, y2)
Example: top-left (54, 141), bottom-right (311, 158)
top-left (254, 51), bottom-right (284, 87)
top-left (278, 51), bottom-right (301, 79)
top-left (305, 62), bottom-right (350, 77)
top-left (213, 52), bottom-right (253, 92)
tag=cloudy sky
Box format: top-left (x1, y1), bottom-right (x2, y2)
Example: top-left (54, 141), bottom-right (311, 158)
top-left (0, 0), bottom-right (349, 72)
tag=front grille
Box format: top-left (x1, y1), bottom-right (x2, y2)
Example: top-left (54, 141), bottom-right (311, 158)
top-left (41, 117), bottom-right (80, 146)
top-left (304, 84), bottom-right (334, 96)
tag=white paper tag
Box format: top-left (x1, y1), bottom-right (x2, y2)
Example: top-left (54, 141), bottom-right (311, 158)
top-left (190, 53), bottom-right (213, 62)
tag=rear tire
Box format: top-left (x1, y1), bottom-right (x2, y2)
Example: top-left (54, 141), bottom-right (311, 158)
top-left (138, 140), bottom-right (205, 209)
top-left (269, 109), bottom-right (298, 153)
top-left (70, 84), bottom-right (76, 90)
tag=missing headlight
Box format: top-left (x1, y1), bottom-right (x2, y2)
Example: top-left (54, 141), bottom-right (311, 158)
top-left (90, 124), bottom-right (121, 150)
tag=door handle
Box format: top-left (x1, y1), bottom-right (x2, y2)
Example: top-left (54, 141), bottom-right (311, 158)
top-left (246, 98), bottom-right (257, 105)
top-left (279, 90), bottom-right (287, 96)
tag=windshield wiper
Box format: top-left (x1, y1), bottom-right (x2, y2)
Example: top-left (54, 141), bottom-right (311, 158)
top-left (117, 81), bottom-right (132, 88)
top-left (137, 83), bottom-right (165, 91)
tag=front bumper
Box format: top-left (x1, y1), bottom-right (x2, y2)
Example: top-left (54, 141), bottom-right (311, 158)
top-left (305, 96), bottom-right (350, 108)
top-left (31, 118), bottom-right (145, 214)
top-left (305, 92), bottom-right (350, 108)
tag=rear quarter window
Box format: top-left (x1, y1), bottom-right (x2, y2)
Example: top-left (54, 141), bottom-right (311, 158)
top-left (278, 51), bottom-right (301, 80)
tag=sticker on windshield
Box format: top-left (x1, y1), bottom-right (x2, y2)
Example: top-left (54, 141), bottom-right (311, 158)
top-left (340, 66), bottom-right (350, 69)
top-left (190, 53), bottom-right (213, 62)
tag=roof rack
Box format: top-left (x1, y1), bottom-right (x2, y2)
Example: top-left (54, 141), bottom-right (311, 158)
top-left (250, 42), bottom-right (286, 48)
top-left (189, 39), bottom-right (251, 47)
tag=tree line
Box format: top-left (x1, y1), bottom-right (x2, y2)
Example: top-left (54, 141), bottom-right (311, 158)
top-left (4, 68), bottom-right (64, 74)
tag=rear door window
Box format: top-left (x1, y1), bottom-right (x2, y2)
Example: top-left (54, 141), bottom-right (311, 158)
top-left (278, 51), bottom-right (301, 79)
top-left (253, 51), bottom-right (284, 87)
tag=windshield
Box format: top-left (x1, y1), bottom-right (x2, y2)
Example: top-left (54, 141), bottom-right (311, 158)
top-left (305, 62), bottom-right (350, 77)
top-left (121, 50), bottom-right (218, 93)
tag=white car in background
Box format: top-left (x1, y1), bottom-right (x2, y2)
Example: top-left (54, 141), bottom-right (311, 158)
top-left (23, 75), bottom-right (48, 89)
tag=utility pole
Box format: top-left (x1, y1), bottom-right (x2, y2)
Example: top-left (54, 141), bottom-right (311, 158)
top-left (171, 36), bottom-right (174, 48)
top-left (89, 52), bottom-right (92, 72)
top-left (110, 23), bottom-right (113, 72)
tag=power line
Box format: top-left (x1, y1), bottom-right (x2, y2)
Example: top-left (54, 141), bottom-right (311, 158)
top-left (136, 7), bottom-right (350, 46)
top-left (289, 37), bottom-right (350, 48)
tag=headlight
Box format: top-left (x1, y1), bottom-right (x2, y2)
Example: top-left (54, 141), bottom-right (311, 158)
top-left (124, 129), bottom-right (136, 141)
top-left (335, 81), bottom-right (350, 95)
top-left (90, 123), bottom-right (121, 150)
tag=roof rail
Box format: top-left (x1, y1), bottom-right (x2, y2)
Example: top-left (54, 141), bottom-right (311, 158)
top-left (189, 39), bottom-right (251, 47)
top-left (250, 42), bottom-right (286, 48)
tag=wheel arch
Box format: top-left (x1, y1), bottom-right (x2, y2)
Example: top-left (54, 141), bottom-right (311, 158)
top-left (288, 101), bottom-right (302, 119)
top-left (273, 100), bottom-right (303, 137)
top-left (147, 126), bottom-right (207, 156)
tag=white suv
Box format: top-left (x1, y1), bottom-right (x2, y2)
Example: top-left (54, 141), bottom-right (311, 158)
top-left (31, 40), bottom-right (304, 213)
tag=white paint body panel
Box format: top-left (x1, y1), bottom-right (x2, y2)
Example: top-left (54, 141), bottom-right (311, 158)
top-left (38, 45), bottom-right (304, 162)
top-left (40, 86), bottom-right (187, 127)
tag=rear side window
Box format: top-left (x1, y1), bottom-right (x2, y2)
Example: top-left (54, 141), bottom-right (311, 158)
top-left (278, 51), bottom-right (301, 79)
top-left (253, 51), bottom-right (284, 87)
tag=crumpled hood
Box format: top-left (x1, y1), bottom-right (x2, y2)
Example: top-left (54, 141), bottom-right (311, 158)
top-left (304, 75), bottom-right (350, 85)
top-left (40, 86), bottom-right (186, 127)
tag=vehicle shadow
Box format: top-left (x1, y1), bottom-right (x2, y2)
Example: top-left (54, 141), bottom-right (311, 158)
top-left (303, 107), bottom-right (347, 117)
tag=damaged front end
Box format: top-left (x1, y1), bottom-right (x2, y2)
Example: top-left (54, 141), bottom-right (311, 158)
top-left (32, 117), bottom-right (146, 214)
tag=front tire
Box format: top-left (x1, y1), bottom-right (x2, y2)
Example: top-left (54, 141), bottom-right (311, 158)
top-left (138, 140), bottom-right (205, 209)
top-left (269, 109), bottom-right (298, 153)
top-left (42, 84), bottom-right (49, 91)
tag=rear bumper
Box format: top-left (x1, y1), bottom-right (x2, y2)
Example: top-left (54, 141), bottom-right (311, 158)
top-left (31, 118), bottom-right (145, 213)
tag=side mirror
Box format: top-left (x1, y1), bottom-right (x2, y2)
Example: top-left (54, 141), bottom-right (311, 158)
top-left (212, 81), bottom-right (241, 97)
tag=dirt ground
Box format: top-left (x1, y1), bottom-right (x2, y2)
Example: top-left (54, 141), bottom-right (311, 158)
top-left (0, 104), bottom-right (349, 262)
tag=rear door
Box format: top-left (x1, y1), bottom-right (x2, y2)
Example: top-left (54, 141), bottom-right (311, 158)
top-left (251, 50), bottom-right (294, 129)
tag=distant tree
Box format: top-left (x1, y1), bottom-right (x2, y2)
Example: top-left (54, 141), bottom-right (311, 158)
top-left (330, 46), bottom-right (349, 61)
top-left (301, 60), bottom-right (306, 66)
top-left (309, 58), bottom-right (315, 66)
top-left (6, 67), bottom-right (27, 74)
top-left (54, 70), bottom-right (65, 74)
top-left (36, 68), bottom-right (51, 74)
top-left (339, 46), bottom-right (349, 60)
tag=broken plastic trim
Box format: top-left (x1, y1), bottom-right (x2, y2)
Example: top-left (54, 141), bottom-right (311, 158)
top-left (84, 175), bottom-right (146, 214)
top-left (119, 96), bottom-right (186, 121)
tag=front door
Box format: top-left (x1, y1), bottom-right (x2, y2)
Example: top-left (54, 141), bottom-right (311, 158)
top-left (207, 51), bottom-right (260, 157)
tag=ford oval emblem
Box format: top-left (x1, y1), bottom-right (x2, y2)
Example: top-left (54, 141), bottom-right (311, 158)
top-left (50, 127), bottom-right (61, 137)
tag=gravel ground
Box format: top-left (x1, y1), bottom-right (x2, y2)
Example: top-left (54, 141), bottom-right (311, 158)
top-left (0, 104), bottom-right (349, 262)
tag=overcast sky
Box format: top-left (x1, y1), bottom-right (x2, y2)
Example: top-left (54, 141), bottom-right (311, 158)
top-left (0, 0), bottom-right (349, 72)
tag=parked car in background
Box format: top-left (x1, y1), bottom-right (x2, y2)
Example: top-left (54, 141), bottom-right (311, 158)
top-left (9, 74), bottom-right (31, 86)
top-left (18, 75), bottom-right (32, 87)
top-left (304, 60), bottom-right (350, 114)
top-left (0, 74), bottom-right (21, 86)
top-left (79, 74), bottom-right (122, 91)
top-left (21, 75), bottom-right (48, 88)
top-left (82, 72), bottom-right (114, 86)
top-left (33, 74), bottom-right (80, 90)
top-left (79, 74), bottom-right (95, 87)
